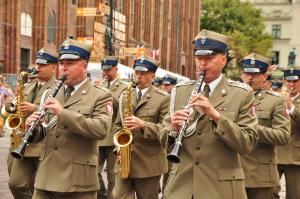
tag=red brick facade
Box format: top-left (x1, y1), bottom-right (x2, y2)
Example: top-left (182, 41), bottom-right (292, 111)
top-left (0, 0), bottom-right (200, 79)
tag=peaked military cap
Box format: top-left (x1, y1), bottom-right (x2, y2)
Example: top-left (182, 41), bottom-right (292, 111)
top-left (193, 29), bottom-right (228, 56)
top-left (162, 75), bottom-right (177, 85)
top-left (270, 70), bottom-right (283, 89)
top-left (153, 77), bottom-right (163, 86)
top-left (36, 47), bottom-right (59, 65)
top-left (241, 53), bottom-right (271, 73)
top-left (134, 56), bottom-right (159, 72)
top-left (283, 66), bottom-right (300, 81)
top-left (101, 56), bottom-right (119, 70)
top-left (59, 38), bottom-right (92, 60)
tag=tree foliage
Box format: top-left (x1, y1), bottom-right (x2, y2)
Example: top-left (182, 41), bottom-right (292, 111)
top-left (201, 0), bottom-right (273, 78)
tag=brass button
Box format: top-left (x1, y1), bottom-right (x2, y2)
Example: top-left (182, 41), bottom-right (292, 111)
top-left (196, 146), bottom-right (200, 150)
top-left (195, 161), bottom-right (199, 165)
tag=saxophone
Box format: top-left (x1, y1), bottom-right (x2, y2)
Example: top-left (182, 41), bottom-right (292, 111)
top-left (6, 71), bottom-right (28, 149)
top-left (113, 81), bottom-right (135, 179)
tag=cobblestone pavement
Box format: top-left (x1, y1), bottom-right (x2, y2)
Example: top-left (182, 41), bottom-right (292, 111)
top-left (0, 131), bottom-right (286, 199)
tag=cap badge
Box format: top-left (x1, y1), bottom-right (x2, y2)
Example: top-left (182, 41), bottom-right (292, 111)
top-left (290, 68), bottom-right (294, 74)
top-left (200, 30), bottom-right (207, 44)
top-left (250, 57), bottom-right (256, 65)
top-left (39, 48), bottom-right (45, 55)
top-left (63, 39), bottom-right (71, 49)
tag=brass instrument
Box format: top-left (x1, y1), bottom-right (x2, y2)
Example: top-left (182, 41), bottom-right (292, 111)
top-left (113, 81), bottom-right (135, 179)
top-left (6, 72), bottom-right (28, 149)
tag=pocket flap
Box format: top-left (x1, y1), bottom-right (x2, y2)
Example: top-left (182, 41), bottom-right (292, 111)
top-left (258, 111), bottom-right (270, 119)
top-left (74, 159), bottom-right (97, 166)
top-left (218, 168), bottom-right (245, 180)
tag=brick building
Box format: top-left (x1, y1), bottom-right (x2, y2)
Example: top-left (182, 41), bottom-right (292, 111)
top-left (0, 0), bottom-right (200, 79)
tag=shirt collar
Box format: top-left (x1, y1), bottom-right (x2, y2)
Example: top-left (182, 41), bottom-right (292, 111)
top-left (291, 93), bottom-right (299, 101)
top-left (64, 78), bottom-right (88, 96)
top-left (201, 74), bottom-right (223, 96)
top-left (136, 87), bottom-right (149, 97)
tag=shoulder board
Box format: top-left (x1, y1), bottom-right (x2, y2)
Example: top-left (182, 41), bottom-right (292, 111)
top-left (265, 90), bottom-right (281, 97)
top-left (175, 80), bottom-right (195, 87)
top-left (155, 88), bottom-right (169, 96)
top-left (228, 80), bottom-right (250, 91)
top-left (94, 85), bottom-right (110, 92)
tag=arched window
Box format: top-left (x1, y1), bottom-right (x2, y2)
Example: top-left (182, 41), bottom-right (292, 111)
top-left (20, 12), bottom-right (32, 37)
top-left (48, 11), bottom-right (56, 43)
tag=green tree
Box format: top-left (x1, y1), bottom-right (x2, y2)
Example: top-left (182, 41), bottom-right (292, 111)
top-left (201, 0), bottom-right (273, 78)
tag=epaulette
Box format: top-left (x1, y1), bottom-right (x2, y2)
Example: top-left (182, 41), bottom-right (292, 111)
top-left (228, 80), bottom-right (250, 91)
top-left (94, 85), bottom-right (110, 92)
top-left (175, 80), bottom-right (195, 87)
top-left (265, 90), bottom-right (281, 97)
top-left (154, 88), bottom-right (169, 96)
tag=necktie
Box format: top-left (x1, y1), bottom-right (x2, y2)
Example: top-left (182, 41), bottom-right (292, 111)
top-left (65, 86), bottom-right (74, 102)
top-left (203, 84), bottom-right (210, 98)
top-left (106, 80), bottom-right (111, 89)
top-left (30, 83), bottom-right (42, 102)
top-left (136, 90), bottom-right (142, 103)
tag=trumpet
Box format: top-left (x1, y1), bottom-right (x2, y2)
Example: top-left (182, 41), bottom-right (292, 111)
top-left (167, 71), bottom-right (206, 163)
top-left (11, 75), bottom-right (66, 159)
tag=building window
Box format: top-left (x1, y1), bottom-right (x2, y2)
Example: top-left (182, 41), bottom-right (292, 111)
top-left (72, 0), bottom-right (77, 5)
top-left (20, 13), bottom-right (32, 37)
top-left (272, 24), bottom-right (281, 39)
top-left (48, 12), bottom-right (56, 43)
top-left (21, 48), bottom-right (30, 70)
top-left (272, 51), bottom-right (280, 65)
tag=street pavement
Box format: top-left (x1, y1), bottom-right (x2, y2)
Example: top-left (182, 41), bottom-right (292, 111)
top-left (0, 131), bottom-right (286, 199)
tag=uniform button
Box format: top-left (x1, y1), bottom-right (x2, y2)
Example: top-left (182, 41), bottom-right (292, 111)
top-left (196, 146), bottom-right (200, 150)
top-left (195, 161), bottom-right (199, 165)
top-left (221, 132), bottom-right (225, 136)
top-left (197, 132), bottom-right (201, 136)
top-left (232, 175), bottom-right (235, 179)
top-left (54, 147), bottom-right (58, 150)
top-left (56, 135), bottom-right (60, 138)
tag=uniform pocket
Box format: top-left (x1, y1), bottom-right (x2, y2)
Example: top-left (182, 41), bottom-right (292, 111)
top-left (258, 111), bottom-right (271, 126)
top-left (218, 168), bottom-right (246, 199)
top-left (72, 160), bottom-right (97, 187)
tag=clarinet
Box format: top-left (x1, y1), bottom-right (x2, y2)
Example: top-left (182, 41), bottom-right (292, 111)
top-left (11, 75), bottom-right (66, 159)
top-left (167, 71), bottom-right (206, 163)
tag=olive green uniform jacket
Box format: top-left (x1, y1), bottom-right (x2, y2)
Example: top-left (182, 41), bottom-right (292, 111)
top-left (114, 85), bottom-right (170, 178)
top-left (240, 90), bottom-right (290, 187)
top-left (98, 79), bottom-right (127, 146)
top-left (34, 80), bottom-right (113, 192)
top-left (277, 94), bottom-right (300, 164)
top-left (163, 76), bottom-right (258, 199)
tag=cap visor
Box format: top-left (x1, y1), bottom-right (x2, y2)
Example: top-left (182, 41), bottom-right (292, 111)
top-left (195, 49), bottom-right (214, 56)
top-left (243, 67), bottom-right (261, 73)
top-left (36, 58), bottom-right (48, 65)
top-left (101, 65), bottom-right (113, 70)
top-left (60, 54), bottom-right (81, 60)
top-left (285, 76), bottom-right (299, 81)
top-left (134, 65), bottom-right (149, 72)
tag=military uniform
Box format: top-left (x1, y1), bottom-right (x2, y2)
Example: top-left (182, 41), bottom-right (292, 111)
top-left (31, 38), bottom-right (113, 199)
top-left (98, 55), bottom-right (128, 199)
top-left (239, 53), bottom-right (290, 199)
top-left (7, 48), bottom-right (58, 199)
top-left (163, 29), bottom-right (258, 199)
top-left (113, 56), bottom-right (170, 199)
top-left (276, 66), bottom-right (300, 199)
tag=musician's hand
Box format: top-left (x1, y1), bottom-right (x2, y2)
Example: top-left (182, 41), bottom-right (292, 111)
top-left (190, 94), bottom-right (220, 122)
top-left (282, 88), bottom-right (293, 109)
top-left (122, 116), bottom-right (145, 131)
top-left (19, 102), bottom-right (36, 113)
top-left (43, 98), bottom-right (63, 116)
top-left (171, 110), bottom-right (189, 132)
top-left (25, 112), bottom-right (41, 130)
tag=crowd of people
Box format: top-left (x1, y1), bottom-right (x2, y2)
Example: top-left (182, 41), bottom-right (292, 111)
top-left (0, 29), bottom-right (299, 199)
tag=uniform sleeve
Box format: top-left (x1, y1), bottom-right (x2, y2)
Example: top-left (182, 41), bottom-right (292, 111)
top-left (143, 94), bottom-right (170, 146)
top-left (257, 97), bottom-right (290, 145)
top-left (59, 90), bottom-right (113, 140)
top-left (214, 89), bottom-right (259, 155)
top-left (290, 104), bottom-right (300, 122)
